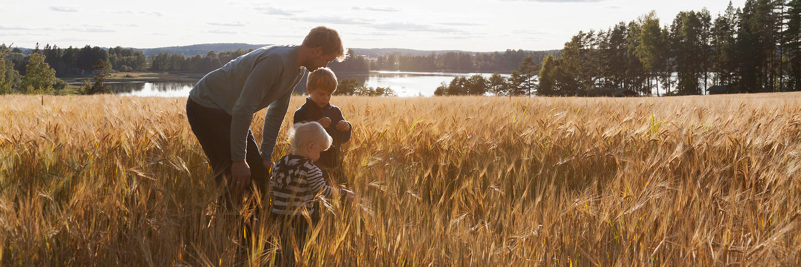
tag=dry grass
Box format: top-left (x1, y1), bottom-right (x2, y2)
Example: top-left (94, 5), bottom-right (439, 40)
top-left (1, 93), bottom-right (800, 266)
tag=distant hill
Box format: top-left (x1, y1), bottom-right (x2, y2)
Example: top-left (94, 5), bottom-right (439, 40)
top-left (137, 45), bottom-right (541, 58)
top-left (351, 48), bottom-right (467, 58)
top-left (137, 43), bottom-right (270, 57)
top-left (8, 43), bottom-right (558, 58)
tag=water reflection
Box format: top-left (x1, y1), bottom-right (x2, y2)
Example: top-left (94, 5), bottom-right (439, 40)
top-left (111, 82), bottom-right (195, 97)
top-left (110, 71), bottom-right (509, 97)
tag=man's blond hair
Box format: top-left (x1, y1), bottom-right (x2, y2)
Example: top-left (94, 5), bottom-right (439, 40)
top-left (302, 26), bottom-right (346, 62)
top-left (289, 121), bottom-right (332, 154)
top-left (307, 67), bottom-right (338, 94)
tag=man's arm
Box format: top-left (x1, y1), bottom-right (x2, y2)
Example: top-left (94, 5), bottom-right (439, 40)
top-left (260, 88), bottom-right (293, 161)
top-left (230, 56), bottom-right (282, 161)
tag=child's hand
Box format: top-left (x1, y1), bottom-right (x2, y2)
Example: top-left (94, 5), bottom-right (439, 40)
top-left (318, 117), bottom-right (332, 128)
top-left (336, 120), bottom-right (351, 132)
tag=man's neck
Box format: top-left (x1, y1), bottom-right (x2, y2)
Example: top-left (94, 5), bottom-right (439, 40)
top-left (297, 46), bottom-right (310, 70)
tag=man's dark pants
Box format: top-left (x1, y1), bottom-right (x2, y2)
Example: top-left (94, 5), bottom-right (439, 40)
top-left (186, 98), bottom-right (269, 195)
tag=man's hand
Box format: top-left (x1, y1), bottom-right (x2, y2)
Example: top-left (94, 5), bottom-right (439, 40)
top-left (335, 120), bottom-right (351, 132)
top-left (318, 117), bottom-right (332, 128)
top-left (230, 160), bottom-right (251, 195)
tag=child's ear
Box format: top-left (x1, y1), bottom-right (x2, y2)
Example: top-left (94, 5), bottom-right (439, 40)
top-left (305, 142), bottom-right (316, 152)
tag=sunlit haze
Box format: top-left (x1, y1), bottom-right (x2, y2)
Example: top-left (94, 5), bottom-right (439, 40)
top-left (2, 0), bottom-right (745, 51)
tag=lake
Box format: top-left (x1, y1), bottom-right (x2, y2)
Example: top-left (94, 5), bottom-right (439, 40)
top-left (111, 71), bottom-right (510, 97)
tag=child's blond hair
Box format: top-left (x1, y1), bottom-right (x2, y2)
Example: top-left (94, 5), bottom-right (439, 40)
top-left (289, 121), bottom-right (333, 154)
top-left (306, 67), bottom-right (338, 94)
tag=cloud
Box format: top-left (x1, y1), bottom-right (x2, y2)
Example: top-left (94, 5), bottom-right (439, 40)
top-left (438, 22), bottom-right (484, 27)
top-left (349, 31), bottom-right (396, 37)
top-left (256, 7), bottom-right (299, 16)
top-left (505, 0), bottom-right (603, 2)
top-left (352, 7), bottom-right (400, 12)
top-left (0, 25), bottom-right (35, 31)
top-left (208, 21), bottom-right (247, 27)
top-left (113, 10), bottom-right (163, 17)
top-left (143, 11), bottom-right (164, 17)
top-left (50, 6), bottom-right (77, 12)
top-left (369, 22), bottom-right (465, 34)
top-left (206, 30), bottom-right (238, 35)
top-left (70, 26), bottom-right (116, 33)
top-left (292, 16), bottom-right (372, 25)
top-left (512, 29), bottom-right (551, 35)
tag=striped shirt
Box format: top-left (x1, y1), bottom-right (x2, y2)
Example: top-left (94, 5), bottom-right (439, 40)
top-left (270, 154), bottom-right (339, 215)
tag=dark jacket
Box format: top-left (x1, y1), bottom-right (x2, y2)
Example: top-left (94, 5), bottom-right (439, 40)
top-left (293, 98), bottom-right (352, 169)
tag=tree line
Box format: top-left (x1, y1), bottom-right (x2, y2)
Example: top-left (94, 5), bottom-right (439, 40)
top-left (1, 41), bottom-right (554, 95)
top-left (541, 0), bottom-right (801, 96)
top-left (370, 49), bottom-right (557, 73)
top-left (437, 0), bottom-right (801, 96)
top-left (9, 0), bottom-right (799, 97)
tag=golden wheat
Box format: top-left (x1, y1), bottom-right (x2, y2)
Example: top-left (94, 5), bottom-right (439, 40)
top-left (1, 93), bottom-right (800, 265)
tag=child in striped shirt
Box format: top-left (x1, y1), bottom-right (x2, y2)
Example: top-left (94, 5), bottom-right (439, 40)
top-left (269, 121), bottom-right (354, 262)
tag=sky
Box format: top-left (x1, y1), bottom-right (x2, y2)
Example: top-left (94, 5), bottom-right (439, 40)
top-left (2, 0), bottom-right (746, 52)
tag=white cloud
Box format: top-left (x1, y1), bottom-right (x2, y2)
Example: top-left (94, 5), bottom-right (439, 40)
top-left (292, 16), bottom-right (372, 25)
top-left (352, 6), bottom-right (400, 12)
top-left (50, 6), bottom-right (77, 12)
top-left (208, 22), bottom-right (247, 27)
top-left (256, 7), bottom-right (299, 16)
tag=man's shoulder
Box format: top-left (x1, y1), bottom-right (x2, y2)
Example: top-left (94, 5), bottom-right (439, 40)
top-left (253, 46), bottom-right (298, 67)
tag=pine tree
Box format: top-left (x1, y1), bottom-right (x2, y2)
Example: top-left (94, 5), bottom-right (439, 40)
top-left (786, 0), bottom-right (801, 90)
top-left (636, 12), bottom-right (665, 94)
top-left (488, 73), bottom-right (507, 96)
top-left (671, 10), bottom-right (707, 95)
top-left (626, 21), bottom-right (649, 95)
top-left (518, 56), bottom-right (539, 97)
top-left (712, 2), bottom-right (739, 87)
top-left (0, 44), bottom-right (19, 94)
top-left (84, 60), bottom-right (111, 95)
top-left (538, 55), bottom-right (558, 95)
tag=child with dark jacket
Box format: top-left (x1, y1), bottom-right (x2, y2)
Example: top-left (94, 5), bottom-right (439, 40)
top-left (293, 67), bottom-right (352, 184)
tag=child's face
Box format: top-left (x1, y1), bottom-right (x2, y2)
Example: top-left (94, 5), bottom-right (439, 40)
top-left (304, 142), bottom-right (326, 162)
top-left (308, 88), bottom-right (332, 108)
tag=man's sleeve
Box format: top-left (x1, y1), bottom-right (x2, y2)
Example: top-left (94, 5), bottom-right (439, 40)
top-left (260, 88), bottom-right (292, 161)
top-left (229, 56), bottom-right (282, 161)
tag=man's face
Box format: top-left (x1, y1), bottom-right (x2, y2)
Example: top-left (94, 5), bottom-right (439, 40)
top-left (308, 47), bottom-right (337, 71)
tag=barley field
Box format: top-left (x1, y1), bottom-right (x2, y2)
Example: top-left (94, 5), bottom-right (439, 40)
top-left (1, 93), bottom-right (800, 266)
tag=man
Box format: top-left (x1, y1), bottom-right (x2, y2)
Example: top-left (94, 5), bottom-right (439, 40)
top-left (186, 26), bottom-right (345, 198)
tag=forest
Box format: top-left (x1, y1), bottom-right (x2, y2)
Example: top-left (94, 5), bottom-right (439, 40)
top-left (536, 0), bottom-right (801, 96)
top-left (434, 0), bottom-right (801, 96)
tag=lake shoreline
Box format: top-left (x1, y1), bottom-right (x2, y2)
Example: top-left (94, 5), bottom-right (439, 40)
top-left (62, 71), bottom-right (203, 85)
